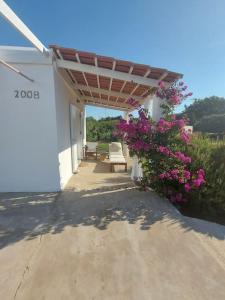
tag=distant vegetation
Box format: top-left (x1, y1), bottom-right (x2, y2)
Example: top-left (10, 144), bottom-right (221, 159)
top-left (86, 116), bottom-right (121, 142)
top-left (181, 96), bottom-right (225, 134)
top-left (87, 97), bottom-right (225, 143)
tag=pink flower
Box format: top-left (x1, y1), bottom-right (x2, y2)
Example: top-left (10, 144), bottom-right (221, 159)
top-left (170, 169), bottom-right (179, 180)
top-left (179, 178), bottom-right (185, 184)
top-left (159, 173), bottom-right (166, 179)
top-left (158, 146), bottom-right (171, 156)
top-left (158, 81), bottom-right (165, 88)
top-left (170, 169), bottom-right (179, 178)
top-left (137, 118), bottom-right (152, 134)
top-left (184, 183), bottom-right (191, 192)
top-left (180, 130), bottom-right (190, 144)
top-left (157, 118), bottom-right (173, 133)
top-left (175, 152), bottom-right (191, 164)
top-left (156, 80), bottom-right (192, 107)
top-left (197, 169), bottom-right (205, 178)
top-left (192, 178), bottom-right (204, 187)
top-left (176, 119), bottom-right (186, 128)
top-left (191, 168), bottom-right (206, 187)
top-left (170, 169), bottom-right (179, 175)
top-left (170, 95), bottom-right (181, 105)
top-left (183, 170), bottom-right (191, 179)
top-left (130, 140), bottom-right (150, 152)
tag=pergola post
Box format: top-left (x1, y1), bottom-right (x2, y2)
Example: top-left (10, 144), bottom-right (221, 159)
top-left (143, 96), bottom-right (152, 111)
top-left (151, 95), bottom-right (164, 121)
top-left (144, 95), bottom-right (163, 121)
top-left (123, 111), bottom-right (129, 157)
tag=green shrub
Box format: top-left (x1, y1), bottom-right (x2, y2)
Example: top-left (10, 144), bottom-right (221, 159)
top-left (182, 136), bottom-right (225, 221)
top-left (86, 116), bottom-right (120, 142)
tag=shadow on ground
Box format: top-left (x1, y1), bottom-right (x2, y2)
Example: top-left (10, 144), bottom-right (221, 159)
top-left (1, 180), bottom-right (225, 249)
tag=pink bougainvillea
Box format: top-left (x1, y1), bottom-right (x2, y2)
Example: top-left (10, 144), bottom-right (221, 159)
top-left (115, 80), bottom-right (205, 204)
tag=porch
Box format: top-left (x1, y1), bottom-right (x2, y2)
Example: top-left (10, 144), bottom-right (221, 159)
top-left (51, 45), bottom-right (184, 188)
top-left (65, 157), bottom-right (133, 191)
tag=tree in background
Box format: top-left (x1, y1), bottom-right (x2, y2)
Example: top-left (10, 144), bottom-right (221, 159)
top-left (195, 114), bottom-right (225, 133)
top-left (86, 116), bottom-right (121, 142)
top-left (181, 96), bottom-right (225, 133)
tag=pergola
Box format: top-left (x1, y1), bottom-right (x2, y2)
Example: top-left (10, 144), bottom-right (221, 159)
top-left (50, 45), bottom-right (182, 112)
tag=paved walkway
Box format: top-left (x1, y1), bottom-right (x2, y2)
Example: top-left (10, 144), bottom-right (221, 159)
top-left (0, 160), bottom-right (225, 299)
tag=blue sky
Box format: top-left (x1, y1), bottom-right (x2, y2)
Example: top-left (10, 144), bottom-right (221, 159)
top-left (1, 0), bottom-right (225, 119)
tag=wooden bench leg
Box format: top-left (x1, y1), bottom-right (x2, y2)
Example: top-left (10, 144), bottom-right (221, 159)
top-left (125, 163), bottom-right (127, 172)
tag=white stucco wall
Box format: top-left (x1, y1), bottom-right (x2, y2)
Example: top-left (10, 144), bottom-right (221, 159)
top-left (53, 69), bottom-right (84, 188)
top-left (53, 70), bottom-right (73, 188)
top-left (0, 47), bottom-right (60, 192)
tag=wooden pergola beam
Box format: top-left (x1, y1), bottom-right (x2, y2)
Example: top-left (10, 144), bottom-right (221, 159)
top-left (85, 102), bottom-right (128, 111)
top-left (74, 84), bottom-right (144, 101)
top-left (56, 59), bottom-right (160, 87)
top-left (82, 96), bottom-right (130, 110)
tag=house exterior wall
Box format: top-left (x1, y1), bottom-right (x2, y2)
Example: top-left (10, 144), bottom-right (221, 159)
top-left (53, 68), bottom-right (85, 187)
top-left (53, 69), bottom-right (79, 188)
top-left (0, 47), bottom-right (60, 192)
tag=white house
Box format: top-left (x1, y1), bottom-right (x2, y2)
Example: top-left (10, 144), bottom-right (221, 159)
top-left (0, 46), bottom-right (86, 191)
top-left (0, 1), bottom-right (182, 192)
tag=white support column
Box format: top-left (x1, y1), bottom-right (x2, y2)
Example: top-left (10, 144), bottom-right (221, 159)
top-left (151, 95), bottom-right (164, 121)
top-left (143, 95), bottom-right (152, 111)
top-left (123, 111), bottom-right (129, 157)
top-left (143, 95), bottom-right (163, 121)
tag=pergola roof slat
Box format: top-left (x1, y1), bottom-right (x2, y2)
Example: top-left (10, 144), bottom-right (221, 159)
top-left (73, 84), bottom-right (144, 101)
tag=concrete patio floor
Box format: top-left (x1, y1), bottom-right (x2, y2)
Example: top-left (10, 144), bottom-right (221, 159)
top-left (0, 160), bottom-right (225, 300)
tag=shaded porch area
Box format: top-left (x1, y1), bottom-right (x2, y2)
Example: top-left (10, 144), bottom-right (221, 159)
top-left (65, 157), bottom-right (134, 191)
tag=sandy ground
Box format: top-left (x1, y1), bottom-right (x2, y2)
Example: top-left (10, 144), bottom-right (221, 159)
top-left (0, 159), bottom-right (225, 300)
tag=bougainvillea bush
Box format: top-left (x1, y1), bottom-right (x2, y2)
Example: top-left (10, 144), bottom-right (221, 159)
top-left (115, 81), bottom-right (206, 204)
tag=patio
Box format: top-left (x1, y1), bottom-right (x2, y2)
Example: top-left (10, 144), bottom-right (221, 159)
top-left (1, 159), bottom-right (225, 299)
top-left (65, 157), bottom-right (133, 191)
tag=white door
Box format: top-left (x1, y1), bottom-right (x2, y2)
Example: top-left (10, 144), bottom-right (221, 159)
top-left (70, 104), bottom-right (79, 173)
